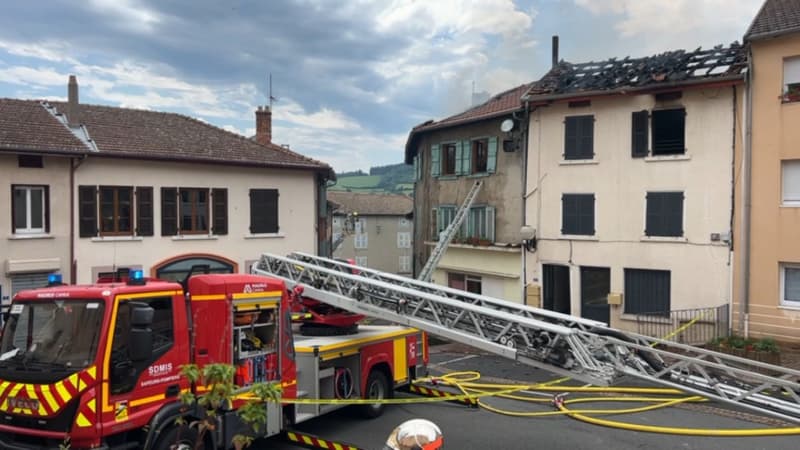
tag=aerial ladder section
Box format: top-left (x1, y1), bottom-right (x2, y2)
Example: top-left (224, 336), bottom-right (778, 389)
top-left (252, 252), bottom-right (800, 424)
top-left (417, 180), bottom-right (482, 282)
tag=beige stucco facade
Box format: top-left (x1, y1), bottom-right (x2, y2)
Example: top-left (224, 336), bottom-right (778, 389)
top-left (72, 158), bottom-right (317, 284)
top-left (1, 154), bottom-right (73, 306)
top-left (525, 87), bottom-right (741, 331)
top-left (333, 214), bottom-right (413, 275)
top-left (734, 34), bottom-right (800, 341)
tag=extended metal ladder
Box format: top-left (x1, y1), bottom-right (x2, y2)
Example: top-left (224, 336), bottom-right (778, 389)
top-left (417, 180), bottom-right (483, 282)
top-left (253, 252), bottom-right (800, 423)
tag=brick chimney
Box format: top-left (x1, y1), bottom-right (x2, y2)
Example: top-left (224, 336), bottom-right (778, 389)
top-left (67, 75), bottom-right (81, 127)
top-left (255, 105), bottom-right (272, 145)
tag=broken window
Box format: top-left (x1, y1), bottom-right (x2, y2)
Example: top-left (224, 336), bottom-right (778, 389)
top-left (784, 57), bottom-right (800, 102)
top-left (442, 143), bottom-right (457, 175)
top-left (564, 115), bottom-right (594, 160)
top-left (651, 108), bottom-right (685, 155)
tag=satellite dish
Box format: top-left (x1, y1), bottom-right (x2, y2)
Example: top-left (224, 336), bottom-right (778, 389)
top-left (500, 119), bottom-right (515, 133)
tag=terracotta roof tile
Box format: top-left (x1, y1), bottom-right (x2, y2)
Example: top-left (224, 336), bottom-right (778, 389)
top-left (328, 191), bottom-right (413, 216)
top-left (746, 0), bottom-right (800, 40)
top-left (0, 99), bottom-right (88, 154)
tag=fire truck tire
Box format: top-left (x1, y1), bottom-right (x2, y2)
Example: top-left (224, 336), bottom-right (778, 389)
top-left (154, 425), bottom-right (209, 450)
top-left (360, 369), bottom-right (390, 418)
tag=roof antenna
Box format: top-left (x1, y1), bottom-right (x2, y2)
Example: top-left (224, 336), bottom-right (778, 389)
top-left (268, 73), bottom-right (278, 109)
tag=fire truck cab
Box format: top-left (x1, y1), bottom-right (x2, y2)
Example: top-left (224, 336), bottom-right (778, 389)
top-left (0, 271), bottom-right (426, 449)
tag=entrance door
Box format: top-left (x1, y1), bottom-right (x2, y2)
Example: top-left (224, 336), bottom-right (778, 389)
top-left (580, 266), bottom-right (610, 324)
top-left (542, 264), bottom-right (571, 315)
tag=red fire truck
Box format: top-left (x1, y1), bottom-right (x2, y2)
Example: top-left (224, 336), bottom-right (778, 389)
top-left (0, 270), bottom-right (427, 449)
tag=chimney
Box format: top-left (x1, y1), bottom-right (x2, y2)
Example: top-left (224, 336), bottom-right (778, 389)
top-left (551, 35), bottom-right (559, 69)
top-left (255, 105), bottom-right (272, 145)
top-left (67, 75), bottom-right (81, 127)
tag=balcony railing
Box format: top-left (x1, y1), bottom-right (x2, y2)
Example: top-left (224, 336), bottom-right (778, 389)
top-left (636, 304), bottom-right (729, 346)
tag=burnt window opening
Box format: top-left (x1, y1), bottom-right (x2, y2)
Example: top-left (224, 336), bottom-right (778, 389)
top-left (472, 139), bottom-right (488, 174)
top-left (442, 143), bottom-right (457, 175)
top-left (18, 155), bottom-right (43, 168)
top-left (651, 108), bottom-right (686, 155)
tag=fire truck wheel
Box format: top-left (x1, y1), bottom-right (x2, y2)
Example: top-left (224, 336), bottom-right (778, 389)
top-left (360, 370), bottom-right (390, 419)
top-left (154, 425), bottom-right (208, 450)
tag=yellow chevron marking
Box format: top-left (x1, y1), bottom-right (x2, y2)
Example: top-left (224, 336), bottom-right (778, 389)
top-left (55, 381), bottom-right (71, 403)
top-left (87, 398), bottom-right (96, 413)
top-left (334, 443), bottom-right (344, 450)
top-left (0, 381), bottom-right (10, 398)
top-left (24, 385), bottom-right (46, 415)
top-left (41, 386), bottom-right (59, 413)
top-left (302, 435), bottom-right (313, 445)
top-left (287, 432), bottom-right (299, 442)
top-left (319, 440), bottom-right (329, 449)
top-left (2, 384), bottom-right (24, 411)
top-left (68, 373), bottom-right (80, 391)
top-left (76, 412), bottom-right (91, 427)
top-left (87, 366), bottom-right (97, 381)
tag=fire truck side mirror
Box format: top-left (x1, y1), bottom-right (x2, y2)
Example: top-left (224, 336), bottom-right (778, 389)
top-left (129, 303), bottom-right (154, 362)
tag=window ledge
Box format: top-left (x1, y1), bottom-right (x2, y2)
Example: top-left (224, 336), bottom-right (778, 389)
top-left (559, 235), bottom-right (598, 241)
top-left (437, 175), bottom-right (458, 180)
top-left (8, 233), bottom-right (54, 240)
top-left (778, 304), bottom-right (800, 311)
top-left (645, 154), bottom-right (690, 162)
top-left (245, 233), bottom-right (285, 239)
top-left (91, 236), bottom-right (143, 242)
top-left (780, 202), bottom-right (800, 208)
top-left (172, 235), bottom-right (219, 241)
top-left (559, 159), bottom-right (598, 166)
top-left (640, 236), bottom-right (688, 243)
top-left (466, 173), bottom-right (491, 178)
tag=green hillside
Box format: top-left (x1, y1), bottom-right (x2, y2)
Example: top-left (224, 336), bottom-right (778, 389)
top-left (330, 163), bottom-right (414, 195)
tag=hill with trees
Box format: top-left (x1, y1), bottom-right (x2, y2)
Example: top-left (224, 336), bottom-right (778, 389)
top-left (329, 163), bottom-right (414, 195)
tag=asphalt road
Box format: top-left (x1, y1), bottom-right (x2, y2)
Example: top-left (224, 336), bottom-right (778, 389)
top-left (257, 345), bottom-right (799, 450)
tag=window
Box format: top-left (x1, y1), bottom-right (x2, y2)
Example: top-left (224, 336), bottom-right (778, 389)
top-left (18, 155), bottom-right (43, 168)
top-left (782, 160), bottom-right (800, 205)
top-left (436, 206), bottom-right (457, 239)
top-left (154, 255), bottom-right (236, 282)
top-left (160, 187), bottom-right (227, 236)
top-left (561, 194), bottom-right (594, 236)
top-left (99, 186), bottom-right (133, 235)
top-left (624, 268), bottom-right (670, 316)
top-left (783, 57), bottom-right (800, 102)
top-left (472, 139), bottom-right (488, 173)
top-left (397, 231), bottom-right (411, 248)
top-left (354, 233), bottom-right (368, 249)
top-left (465, 206), bottom-right (495, 241)
top-left (781, 264), bottom-right (800, 306)
top-left (355, 256), bottom-right (368, 266)
top-left (651, 108), bottom-right (685, 155)
top-left (646, 192), bottom-right (683, 237)
top-left (354, 218), bottom-right (367, 234)
top-left (80, 186), bottom-right (154, 237)
top-left (564, 115), bottom-right (594, 160)
top-left (249, 188), bottom-right (278, 234)
top-left (11, 185), bottom-right (48, 234)
top-left (399, 255), bottom-right (411, 273)
top-left (442, 143), bottom-right (457, 175)
top-left (448, 272), bottom-right (481, 294)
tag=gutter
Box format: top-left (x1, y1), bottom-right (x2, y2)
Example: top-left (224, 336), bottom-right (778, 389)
top-left (69, 154), bottom-right (88, 284)
top-left (745, 26), bottom-right (800, 42)
top-left (738, 46), bottom-right (754, 336)
top-left (521, 75), bottom-right (745, 104)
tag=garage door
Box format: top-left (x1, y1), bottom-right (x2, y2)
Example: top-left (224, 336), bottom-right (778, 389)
top-left (11, 272), bottom-right (51, 296)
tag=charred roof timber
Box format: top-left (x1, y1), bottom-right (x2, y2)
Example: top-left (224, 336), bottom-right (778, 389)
top-left (523, 42), bottom-right (747, 102)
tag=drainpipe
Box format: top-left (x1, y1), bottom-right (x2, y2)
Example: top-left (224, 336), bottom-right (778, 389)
top-left (739, 46), bottom-right (754, 336)
top-left (517, 102), bottom-right (531, 304)
top-left (70, 155), bottom-right (87, 284)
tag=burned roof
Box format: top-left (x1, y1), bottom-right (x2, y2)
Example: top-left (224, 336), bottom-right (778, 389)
top-left (404, 83), bottom-right (532, 163)
top-left (523, 43), bottom-right (747, 102)
top-left (0, 99), bottom-right (88, 155)
top-left (746, 0), bottom-right (800, 40)
top-left (328, 191), bottom-right (413, 216)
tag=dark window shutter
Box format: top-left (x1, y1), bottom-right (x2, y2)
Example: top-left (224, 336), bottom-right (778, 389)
top-left (10, 186), bottom-right (16, 233)
top-left (578, 116), bottom-right (594, 159)
top-left (136, 187), bottom-right (154, 236)
top-left (44, 186), bottom-right (50, 233)
top-left (646, 192), bottom-right (683, 237)
top-left (631, 110), bottom-right (649, 157)
top-left (161, 187), bottom-right (178, 236)
top-left (562, 194), bottom-right (594, 235)
top-left (212, 188), bottom-right (228, 235)
top-left (564, 117), bottom-right (578, 159)
top-left (250, 189), bottom-right (279, 234)
top-left (78, 185), bottom-right (97, 238)
top-left (624, 268), bottom-right (671, 316)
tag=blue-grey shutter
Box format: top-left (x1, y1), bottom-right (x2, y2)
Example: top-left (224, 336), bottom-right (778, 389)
top-left (436, 207), bottom-right (444, 239)
top-left (486, 206), bottom-right (495, 242)
top-left (455, 141), bottom-right (464, 175)
top-left (564, 117), bottom-right (578, 159)
top-left (431, 144), bottom-right (441, 177)
top-left (579, 116), bottom-right (594, 159)
top-left (462, 140), bottom-right (472, 174)
top-left (631, 110), bottom-right (649, 157)
top-left (487, 137), bottom-right (498, 173)
top-left (624, 269), bottom-right (671, 316)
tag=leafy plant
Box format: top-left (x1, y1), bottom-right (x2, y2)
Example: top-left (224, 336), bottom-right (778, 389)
top-left (753, 337), bottom-right (780, 354)
top-left (177, 363), bottom-right (282, 450)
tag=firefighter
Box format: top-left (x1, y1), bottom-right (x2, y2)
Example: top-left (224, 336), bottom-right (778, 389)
top-left (383, 419), bottom-right (443, 450)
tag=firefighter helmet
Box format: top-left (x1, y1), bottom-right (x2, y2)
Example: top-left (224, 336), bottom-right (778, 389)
top-left (383, 419), bottom-right (443, 450)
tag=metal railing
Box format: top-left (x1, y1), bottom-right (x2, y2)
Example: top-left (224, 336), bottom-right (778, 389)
top-left (636, 304), bottom-right (730, 345)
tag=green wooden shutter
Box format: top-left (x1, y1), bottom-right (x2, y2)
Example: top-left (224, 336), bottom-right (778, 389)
top-left (455, 142), bottom-right (464, 175)
top-left (487, 137), bottom-right (498, 173)
top-left (78, 185), bottom-right (97, 237)
top-left (211, 188), bottom-right (228, 235)
top-left (161, 187), bottom-right (178, 236)
top-left (462, 140), bottom-right (472, 174)
top-left (486, 206), bottom-right (495, 242)
top-left (430, 144), bottom-right (441, 177)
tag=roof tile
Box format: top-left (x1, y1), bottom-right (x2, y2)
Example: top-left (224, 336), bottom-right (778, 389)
top-left (0, 99), bottom-right (87, 154)
top-left (328, 191), bottom-right (413, 216)
top-left (746, 0), bottom-right (800, 39)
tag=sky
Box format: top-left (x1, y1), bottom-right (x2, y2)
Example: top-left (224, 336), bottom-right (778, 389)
top-left (0, 0), bottom-right (763, 174)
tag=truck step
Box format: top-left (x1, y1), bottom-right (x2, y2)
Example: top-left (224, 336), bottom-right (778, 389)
top-left (294, 412), bottom-right (316, 424)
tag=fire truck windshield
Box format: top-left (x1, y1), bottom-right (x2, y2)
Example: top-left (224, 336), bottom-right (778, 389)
top-left (0, 300), bottom-right (105, 374)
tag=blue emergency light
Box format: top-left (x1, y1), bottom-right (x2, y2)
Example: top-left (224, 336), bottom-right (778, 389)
top-left (128, 269), bottom-right (145, 285)
top-left (47, 273), bottom-right (63, 286)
